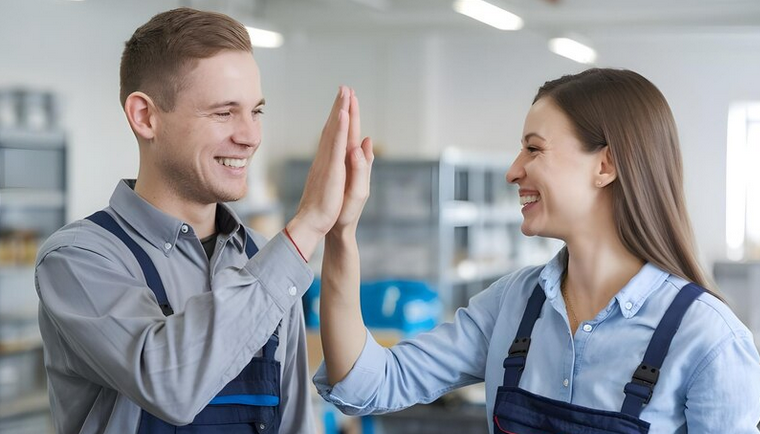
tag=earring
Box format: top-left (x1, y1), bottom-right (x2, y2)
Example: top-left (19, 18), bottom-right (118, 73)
top-left (596, 181), bottom-right (603, 187)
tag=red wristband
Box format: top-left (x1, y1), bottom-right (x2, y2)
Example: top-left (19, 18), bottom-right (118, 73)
top-left (283, 227), bottom-right (307, 263)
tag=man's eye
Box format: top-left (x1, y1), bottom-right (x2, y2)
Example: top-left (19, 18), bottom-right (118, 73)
top-left (253, 109), bottom-right (265, 116)
top-left (526, 146), bottom-right (539, 153)
top-left (215, 112), bottom-right (231, 117)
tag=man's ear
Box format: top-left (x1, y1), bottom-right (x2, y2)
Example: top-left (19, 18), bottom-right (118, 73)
top-left (595, 146), bottom-right (617, 188)
top-left (124, 92), bottom-right (159, 141)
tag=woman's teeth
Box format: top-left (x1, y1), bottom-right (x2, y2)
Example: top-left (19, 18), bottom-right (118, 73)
top-left (520, 195), bottom-right (540, 206)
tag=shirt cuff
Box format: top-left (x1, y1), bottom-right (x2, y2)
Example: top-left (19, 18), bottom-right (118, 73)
top-left (312, 328), bottom-right (385, 414)
top-left (244, 231), bottom-right (314, 311)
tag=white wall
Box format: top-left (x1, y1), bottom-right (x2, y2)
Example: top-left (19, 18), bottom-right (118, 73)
top-left (3, 1), bottom-right (760, 269)
top-left (0, 0), bottom-right (180, 220)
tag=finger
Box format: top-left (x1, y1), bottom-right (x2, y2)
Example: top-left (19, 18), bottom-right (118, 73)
top-left (346, 146), bottom-right (369, 199)
top-left (360, 136), bottom-right (373, 164)
top-left (348, 89), bottom-right (361, 151)
top-left (322, 86), bottom-right (350, 141)
top-left (360, 137), bottom-right (374, 187)
top-left (329, 108), bottom-right (350, 165)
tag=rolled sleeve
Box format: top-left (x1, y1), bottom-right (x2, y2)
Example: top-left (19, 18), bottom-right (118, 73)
top-left (313, 329), bottom-right (387, 414)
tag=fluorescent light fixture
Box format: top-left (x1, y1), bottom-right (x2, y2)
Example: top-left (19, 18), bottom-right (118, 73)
top-left (453, 0), bottom-right (523, 31)
top-left (245, 26), bottom-right (283, 48)
top-left (548, 37), bottom-right (597, 64)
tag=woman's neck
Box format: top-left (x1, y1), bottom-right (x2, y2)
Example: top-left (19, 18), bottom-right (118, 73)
top-left (562, 225), bottom-right (645, 322)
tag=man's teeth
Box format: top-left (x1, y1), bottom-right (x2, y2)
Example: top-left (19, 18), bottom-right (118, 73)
top-left (216, 157), bottom-right (247, 168)
top-left (520, 195), bottom-right (540, 206)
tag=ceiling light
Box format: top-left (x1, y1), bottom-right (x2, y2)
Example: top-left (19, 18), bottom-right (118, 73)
top-left (246, 26), bottom-right (284, 48)
top-left (453, 0), bottom-right (523, 31)
top-left (548, 37), bottom-right (597, 64)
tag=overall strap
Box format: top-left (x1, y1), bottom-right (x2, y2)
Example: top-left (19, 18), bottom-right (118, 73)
top-left (243, 229), bottom-right (259, 259)
top-left (502, 284), bottom-right (546, 388)
top-left (86, 211), bottom-right (174, 316)
top-left (621, 283), bottom-right (704, 417)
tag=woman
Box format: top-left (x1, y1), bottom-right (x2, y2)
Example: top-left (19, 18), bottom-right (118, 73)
top-left (314, 69), bottom-right (760, 433)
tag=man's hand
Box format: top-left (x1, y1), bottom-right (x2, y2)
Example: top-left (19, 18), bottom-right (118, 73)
top-left (285, 86), bottom-right (351, 260)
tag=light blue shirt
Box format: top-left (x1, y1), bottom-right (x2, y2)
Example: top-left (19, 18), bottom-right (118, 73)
top-left (313, 251), bottom-right (760, 433)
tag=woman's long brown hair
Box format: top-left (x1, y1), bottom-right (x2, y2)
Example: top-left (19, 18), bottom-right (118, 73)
top-left (535, 68), bottom-right (718, 297)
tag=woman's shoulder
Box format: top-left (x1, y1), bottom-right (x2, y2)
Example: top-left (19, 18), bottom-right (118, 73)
top-left (665, 275), bottom-right (752, 337)
top-left (479, 264), bottom-right (548, 306)
top-left (662, 275), bottom-right (757, 366)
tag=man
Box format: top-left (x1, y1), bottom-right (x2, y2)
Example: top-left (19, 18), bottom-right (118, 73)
top-left (35, 7), bottom-right (371, 433)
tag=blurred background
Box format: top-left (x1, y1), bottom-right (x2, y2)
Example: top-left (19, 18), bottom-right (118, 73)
top-left (1, 0), bottom-right (760, 432)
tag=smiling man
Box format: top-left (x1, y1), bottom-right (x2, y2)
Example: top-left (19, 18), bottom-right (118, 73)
top-left (34, 7), bottom-right (366, 434)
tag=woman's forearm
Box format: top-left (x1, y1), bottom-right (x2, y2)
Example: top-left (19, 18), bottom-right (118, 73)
top-left (320, 226), bottom-right (367, 386)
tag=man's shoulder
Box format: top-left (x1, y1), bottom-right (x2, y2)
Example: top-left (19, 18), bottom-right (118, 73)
top-left (36, 211), bottom-right (124, 266)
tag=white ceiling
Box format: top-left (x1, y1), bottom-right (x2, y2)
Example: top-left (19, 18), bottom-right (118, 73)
top-left (211, 0), bottom-right (760, 35)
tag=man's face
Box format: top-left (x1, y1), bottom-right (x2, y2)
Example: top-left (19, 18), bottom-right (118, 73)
top-left (152, 49), bottom-right (264, 205)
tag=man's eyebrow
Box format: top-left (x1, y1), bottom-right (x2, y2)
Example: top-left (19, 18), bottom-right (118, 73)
top-left (204, 99), bottom-right (266, 110)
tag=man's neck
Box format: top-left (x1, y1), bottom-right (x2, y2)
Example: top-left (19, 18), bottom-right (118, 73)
top-left (133, 176), bottom-right (217, 239)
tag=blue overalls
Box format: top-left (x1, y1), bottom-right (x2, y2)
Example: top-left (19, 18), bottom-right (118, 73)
top-left (87, 211), bottom-right (282, 434)
top-left (493, 282), bottom-right (704, 434)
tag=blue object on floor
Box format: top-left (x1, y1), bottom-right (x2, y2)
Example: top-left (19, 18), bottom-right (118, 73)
top-left (303, 278), bottom-right (442, 336)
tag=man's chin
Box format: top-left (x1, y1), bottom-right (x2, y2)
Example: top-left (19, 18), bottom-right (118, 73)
top-left (215, 187), bottom-right (247, 203)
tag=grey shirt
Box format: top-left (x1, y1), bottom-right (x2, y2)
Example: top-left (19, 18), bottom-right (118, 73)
top-left (35, 180), bottom-right (316, 434)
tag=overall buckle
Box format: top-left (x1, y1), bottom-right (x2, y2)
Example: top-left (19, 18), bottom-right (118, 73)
top-left (627, 363), bottom-right (660, 404)
top-left (507, 337), bottom-right (531, 357)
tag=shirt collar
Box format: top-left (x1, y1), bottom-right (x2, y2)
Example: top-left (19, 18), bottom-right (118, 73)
top-left (538, 247), bottom-right (670, 318)
top-left (109, 179), bottom-right (247, 254)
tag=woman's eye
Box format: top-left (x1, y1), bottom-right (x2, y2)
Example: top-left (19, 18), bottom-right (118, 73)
top-left (526, 146), bottom-right (539, 154)
top-left (215, 112), bottom-right (231, 118)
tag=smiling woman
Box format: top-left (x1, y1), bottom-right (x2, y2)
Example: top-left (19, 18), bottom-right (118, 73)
top-left (314, 67), bottom-right (760, 434)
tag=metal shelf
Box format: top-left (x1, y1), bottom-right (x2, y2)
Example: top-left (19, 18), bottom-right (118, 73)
top-left (441, 201), bottom-right (523, 227)
top-left (0, 128), bottom-right (65, 150)
top-left (0, 189), bottom-right (65, 209)
top-left (0, 389), bottom-right (49, 420)
top-left (0, 265), bottom-right (35, 276)
top-left (445, 261), bottom-right (516, 285)
top-left (0, 337), bottom-right (43, 356)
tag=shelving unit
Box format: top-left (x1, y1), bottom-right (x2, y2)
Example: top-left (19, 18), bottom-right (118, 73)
top-left (0, 124), bottom-right (65, 433)
top-left (281, 149), bottom-right (562, 314)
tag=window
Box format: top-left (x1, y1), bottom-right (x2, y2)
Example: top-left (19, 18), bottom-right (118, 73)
top-left (727, 102), bottom-right (760, 260)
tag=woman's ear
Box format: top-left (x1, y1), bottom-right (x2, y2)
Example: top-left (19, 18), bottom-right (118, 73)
top-left (124, 92), bottom-right (158, 141)
top-left (595, 146), bottom-right (617, 188)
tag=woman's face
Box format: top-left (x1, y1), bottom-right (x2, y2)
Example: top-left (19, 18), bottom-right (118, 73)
top-left (506, 97), bottom-right (610, 241)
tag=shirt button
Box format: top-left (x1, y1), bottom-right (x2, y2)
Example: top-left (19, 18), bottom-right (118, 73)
top-left (288, 286), bottom-right (297, 296)
top-left (164, 242), bottom-right (172, 250)
top-left (583, 324), bottom-right (593, 332)
top-left (625, 302), bottom-right (633, 310)
top-left (259, 423), bottom-right (266, 430)
top-left (563, 378), bottom-right (569, 387)
top-left (180, 224), bottom-right (189, 233)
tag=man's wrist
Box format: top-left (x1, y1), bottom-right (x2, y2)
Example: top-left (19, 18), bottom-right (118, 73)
top-left (284, 215), bottom-right (323, 261)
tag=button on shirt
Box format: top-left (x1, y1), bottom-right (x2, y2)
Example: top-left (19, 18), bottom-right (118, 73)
top-left (313, 252), bottom-right (760, 433)
top-left (36, 180), bottom-right (316, 434)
